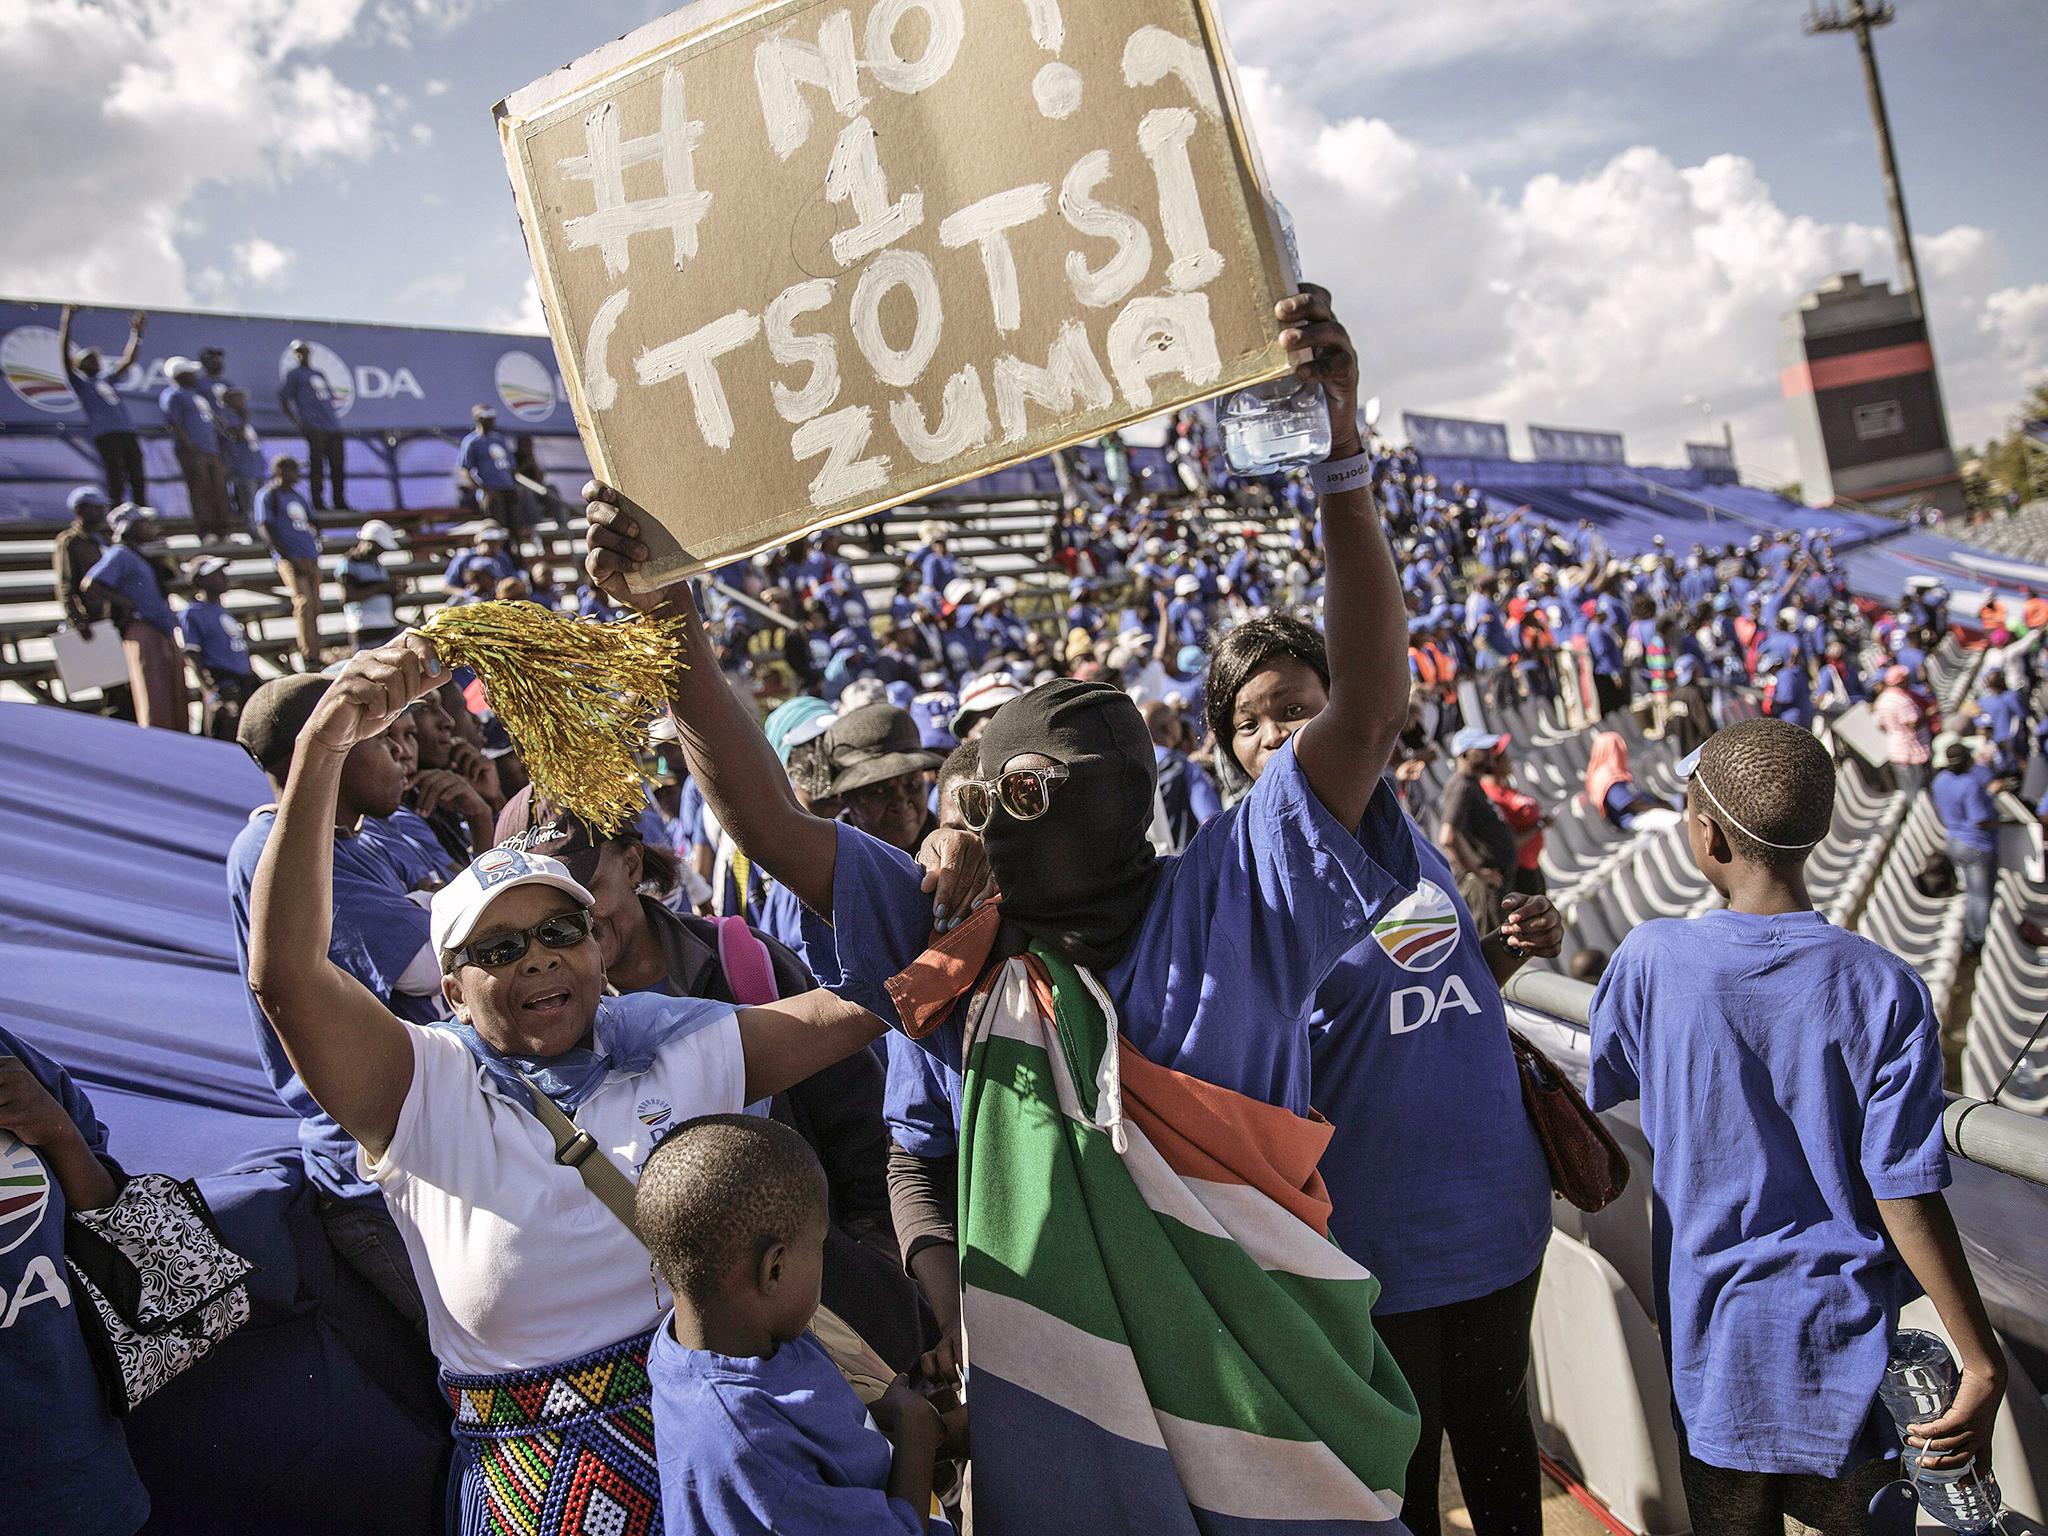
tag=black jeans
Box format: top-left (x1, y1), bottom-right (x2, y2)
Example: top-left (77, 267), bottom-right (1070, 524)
top-left (317, 1193), bottom-right (428, 1335)
top-left (1372, 1262), bottom-right (1544, 1536)
top-left (95, 430), bottom-right (147, 505)
top-left (1678, 1449), bottom-right (1895, 1536)
top-left (303, 428), bottom-right (348, 509)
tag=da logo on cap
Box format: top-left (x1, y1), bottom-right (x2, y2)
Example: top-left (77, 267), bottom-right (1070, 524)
top-left (0, 1135), bottom-right (52, 1256)
top-left (1372, 880), bottom-right (1463, 973)
top-left (473, 848), bottom-right (531, 889)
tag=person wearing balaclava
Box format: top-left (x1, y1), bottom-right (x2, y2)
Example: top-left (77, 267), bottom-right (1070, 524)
top-left (577, 284), bottom-right (1423, 1499)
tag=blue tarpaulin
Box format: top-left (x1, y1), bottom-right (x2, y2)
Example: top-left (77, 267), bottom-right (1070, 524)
top-left (0, 702), bottom-right (445, 1535)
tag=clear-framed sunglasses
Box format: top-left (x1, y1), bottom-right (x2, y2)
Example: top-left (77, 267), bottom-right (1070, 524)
top-left (947, 764), bottom-right (1071, 832)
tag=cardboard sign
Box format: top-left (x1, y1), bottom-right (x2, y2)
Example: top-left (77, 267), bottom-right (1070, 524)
top-left (498, 0), bottom-right (1294, 586)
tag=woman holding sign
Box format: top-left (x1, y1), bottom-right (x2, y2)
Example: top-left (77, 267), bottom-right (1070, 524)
top-left (584, 287), bottom-right (1428, 1533)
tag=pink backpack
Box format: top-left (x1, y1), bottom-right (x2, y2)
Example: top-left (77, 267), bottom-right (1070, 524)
top-left (714, 915), bottom-right (779, 1006)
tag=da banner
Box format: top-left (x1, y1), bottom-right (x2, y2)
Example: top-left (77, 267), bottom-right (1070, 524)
top-left (498, 0), bottom-right (1296, 586)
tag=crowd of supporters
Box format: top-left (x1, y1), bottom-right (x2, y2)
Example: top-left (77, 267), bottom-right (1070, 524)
top-left (12, 288), bottom-right (2015, 1536)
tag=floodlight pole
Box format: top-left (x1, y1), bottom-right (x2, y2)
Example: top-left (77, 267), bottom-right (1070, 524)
top-left (1808, 0), bottom-right (1923, 312)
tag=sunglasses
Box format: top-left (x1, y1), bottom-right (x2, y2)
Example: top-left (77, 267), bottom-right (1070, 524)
top-left (947, 764), bottom-right (1070, 832)
top-left (455, 909), bottom-right (594, 970)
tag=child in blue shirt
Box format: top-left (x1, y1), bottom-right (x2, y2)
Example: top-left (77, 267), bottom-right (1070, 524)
top-left (1589, 718), bottom-right (2004, 1532)
top-left (639, 1114), bottom-right (955, 1535)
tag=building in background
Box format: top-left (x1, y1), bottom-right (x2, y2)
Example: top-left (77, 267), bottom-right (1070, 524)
top-left (1780, 271), bottom-right (1963, 514)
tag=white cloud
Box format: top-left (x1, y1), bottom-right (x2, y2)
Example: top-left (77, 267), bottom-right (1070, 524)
top-left (233, 237), bottom-right (294, 285)
top-left (489, 274), bottom-right (550, 335)
top-left (423, 77), bottom-right (450, 96)
top-left (0, 0), bottom-right (491, 306)
top-left (1236, 70), bottom-right (2042, 478)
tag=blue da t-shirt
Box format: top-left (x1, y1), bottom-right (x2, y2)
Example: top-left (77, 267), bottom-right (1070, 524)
top-left (0, 1028), bottom-right (150, 1536)
top-left (650, 1323), bottom-right (950, 1536)
top-left (66, 364), bottom-right (134, 436)
top-left (225, 809), bottom-right (443, 1201)
top-left (826, 737), bottom-right (1420, 1137)
top-left (279, 363), bottom-right (341, 433)
top-left (1308, 816), bottom-right (1551, 1313)
top-left (1588, 909), bottom-right (1949, 1476)
top-left (85, 544), bottom-right (177, 637)
top-left (459, 429), bottom-right (518, 491)
top-left (176, 597), bottom-right (254, 678)
top-left (256, 483), bottom-right (322, 563)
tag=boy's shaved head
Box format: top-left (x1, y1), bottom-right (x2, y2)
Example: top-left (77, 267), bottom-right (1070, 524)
top-left (636, 1114), bottom-right (827, 1308)
top-left (1692, 718), bottom-right (1835, 867)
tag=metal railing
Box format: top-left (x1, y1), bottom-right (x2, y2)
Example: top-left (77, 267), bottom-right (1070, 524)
top-left (1500, 970), bottom-right (2048, 1187)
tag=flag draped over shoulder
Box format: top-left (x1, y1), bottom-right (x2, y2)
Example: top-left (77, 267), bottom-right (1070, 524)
top-left (957, 947), bottom-right (1419, 1536)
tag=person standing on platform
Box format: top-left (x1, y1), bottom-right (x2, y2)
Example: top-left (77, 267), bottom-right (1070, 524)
top-left (80, 505), bottom-right (184, 730)
top-left (158, 356), bottom-right (234, 540)
top-left (177, 555), bottom-right (256, 739)
top-left (457, 405), bottom-right (521, 544)
top-left (59, 305), bottom-right (148, 506)
top-left (217, 387), bottom-right (268, 536)
top-left (279, 339), bottom-right (349, 512)
top-left (256, 455), bottom-right (326, 670)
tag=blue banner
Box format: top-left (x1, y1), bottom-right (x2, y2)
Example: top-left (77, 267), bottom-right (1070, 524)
top-left (1529, 425), bottom-right (1626, 464)
top-left (1403, 412), bottom-right (1511, 460)
top-left (0, 299), bottom-right (576, 436)
top-left (1686, 441), bottom-right (1736, 472)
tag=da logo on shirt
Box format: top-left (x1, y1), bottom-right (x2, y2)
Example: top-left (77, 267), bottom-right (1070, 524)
top-left (494, 350), bottom-right (558, 421)
top-left (1372, 880), bottom-right (1462, 973)
top-left (274, 340), bottom-right (356, 416)
top-left (0, 1135), bottom-right (51, 1256)
top-left (636, 1098), bottom-right (672, 1130)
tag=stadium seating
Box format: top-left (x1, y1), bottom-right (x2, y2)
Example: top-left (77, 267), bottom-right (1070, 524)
top-left (1853, 792), bottom-right (1967, 1016)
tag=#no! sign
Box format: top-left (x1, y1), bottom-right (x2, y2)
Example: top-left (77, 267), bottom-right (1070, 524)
top-left (498, 0), bottom-right (1294, 587)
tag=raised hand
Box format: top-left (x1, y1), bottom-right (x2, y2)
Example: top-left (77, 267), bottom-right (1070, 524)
top-left (306, 633), bottom-right (442, 756)
top-left (1277, 283), bottom-right (1359, 444)
top-left (582, 480), bottom-right (687, 618)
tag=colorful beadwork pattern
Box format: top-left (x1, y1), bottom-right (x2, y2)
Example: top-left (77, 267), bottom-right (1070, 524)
top-left (443, 1330), bottom-right (661, 1536)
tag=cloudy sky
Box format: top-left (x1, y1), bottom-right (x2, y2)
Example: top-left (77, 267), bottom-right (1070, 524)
top-left (4, 0), bottom-right (2041, 481)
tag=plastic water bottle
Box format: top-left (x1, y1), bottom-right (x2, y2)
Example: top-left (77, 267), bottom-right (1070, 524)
top-left (1877, 1330), bottom-right (2004, 1534)
top-left (1220, 202), bottom-right (1332, 476)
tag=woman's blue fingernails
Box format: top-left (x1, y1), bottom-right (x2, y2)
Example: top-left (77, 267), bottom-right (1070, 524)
top-left (972, 896), bottom-right (987, 911)
top-left (933, 903), bottom-right (948, 923)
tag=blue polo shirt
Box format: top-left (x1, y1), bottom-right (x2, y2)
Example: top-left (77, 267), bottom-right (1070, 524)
top-left (1931, 763), bottom-right (1999, 855)
top-left (84, 544), bottom-right (175, 636)
top-left (827, 738), bottom-right (1420, 1139)
top-left (176, 596), bottom-right (254, 678)
top-left (255, 482), bottom-right (322, 562)
top-left (1589, 910), bottom-right (1948, 1476)
top-left (279, 363), bottom-right (341, 433)
top-left (444, 548), bottom-right (517, 593)
top-left (220, 413), bottom-right (268, 481)
top-left (158, 382), bottom-right (222, 455)
top-left (225, 809), bottom-right (444, 1202)
top-left (1309, 818), bottom-right (1551, 1313)
top-left (0, 1028), bottom-right (151, 1536)
top-left (459, 429), bottom-right (518, 491)
top-left (65, 365), bottom-right (133, 435)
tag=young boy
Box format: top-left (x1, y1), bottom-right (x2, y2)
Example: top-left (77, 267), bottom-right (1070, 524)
top-left (1589, 718), bottom-right (2005, 1534)
top-left (639, 1114), bottom-right (955, 1535)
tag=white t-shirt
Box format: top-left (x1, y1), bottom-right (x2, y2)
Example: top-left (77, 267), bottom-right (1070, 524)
top-left (362, 1008), bottom-right (746, 1377)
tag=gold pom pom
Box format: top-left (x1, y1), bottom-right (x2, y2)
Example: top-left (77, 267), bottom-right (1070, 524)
top-left (422, 601), bottom-right (686, 834)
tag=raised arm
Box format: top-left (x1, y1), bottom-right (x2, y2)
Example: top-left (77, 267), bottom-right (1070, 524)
top-left (1284, 286), bottom-right (1407, 831)
top-left (109, 311), bottom-right (146, 379)
top-left (57, 305), bottom-right (77, 374)
top-left (245, 636), bottom-right (443, 1156)
top-left (582, 486), bottom-right (840, 916)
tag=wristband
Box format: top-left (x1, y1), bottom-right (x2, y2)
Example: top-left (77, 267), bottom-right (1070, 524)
top-left (1310, 451), bottom-right (1373, 497)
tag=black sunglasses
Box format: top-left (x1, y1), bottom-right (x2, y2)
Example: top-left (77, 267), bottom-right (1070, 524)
top-left (455, 909), bottom-right (594, 970)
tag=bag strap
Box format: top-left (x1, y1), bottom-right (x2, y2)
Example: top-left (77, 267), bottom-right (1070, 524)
top-left (519, 1072), bottom-right (645, 1237)
top-left (715, 915), bottom-right (780, 1006)
top-left (513, 1069), bottom-right (895, 1402)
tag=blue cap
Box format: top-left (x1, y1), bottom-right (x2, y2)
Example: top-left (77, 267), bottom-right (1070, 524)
top-left (884, 680), bottom-right (916, 710)
top-left (1450, 726), bottom-right (1507, 756)
top-left (1676, 745), bottom-right (1702, 781)
top-left (67, 485), bottom-right (109, 513)
top-left (762, 696), bottom-right (836, 765)
top-left (1176, 644), bottom-right (1205, 676)
top-left (1712, 592), bottom-right (1734, 612)
top-left (909, 692), bottom-right (959, 750)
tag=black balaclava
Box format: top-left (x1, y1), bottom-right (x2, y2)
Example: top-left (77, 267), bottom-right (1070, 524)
top-left (975, 679), bottom-right (1161, 972)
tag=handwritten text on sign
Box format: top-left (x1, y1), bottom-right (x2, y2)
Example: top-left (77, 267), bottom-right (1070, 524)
top-left (501, 0), bottom-right (1290, 583)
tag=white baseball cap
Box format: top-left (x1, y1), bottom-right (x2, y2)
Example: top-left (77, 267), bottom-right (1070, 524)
top-left (1173, 574), bottom-right (1201, 597)
top-left (430, 848), bottom-right (594, 957)
top-left (358, 519), bottom-right (400, 551)
top-left (951, 672), bottom-right (1026, 734)
top-left (163, 355), bottom-right (199, 380)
